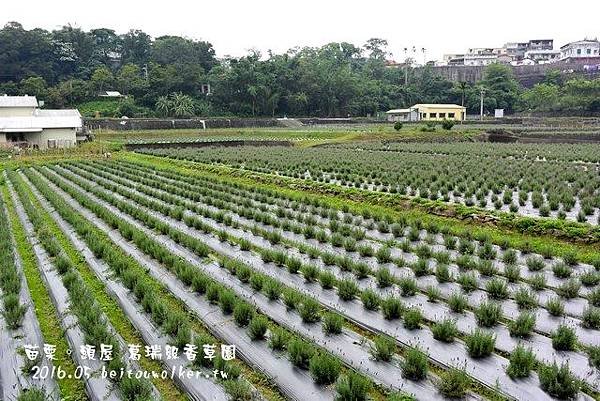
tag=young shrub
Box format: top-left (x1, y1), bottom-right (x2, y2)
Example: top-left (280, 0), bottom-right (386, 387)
top-left (588, 346), bottom-right (600, 369)
top-left (358, 244), bottom-right (374, 258)
top-left (309, 353), bottom-right (341, 385)
top-left (371, 334), bottom-right (396, 361)
top-left (2, 294), bottom-right (26, 329)
top-left (281, 254), bottom-right (299, 271)
top-left (589, 288), bottom-right (600, 307)
top-left (248, 315), bottom-right (269, 340)
top-left (558, 279), bottom-right (580, 299)
top-left (319, 271), bottom-right (336, 289)
top-left (282, 288), bottom-right (302, 310)
top-left (223, 380), bottom-right (252, 400)
top-left (526, 256), bottom-right (545, 272)
top-left (322, 312), bottom-right (344, 335)
top-left (465, 329), bottom-right (496, 358)
top-left (426, 285), bottom-right (441, 302)
top-left (477, 260), bottom-right (498, 276)
top-left (486, 278), bottom-right (509, 299)
top-left (530, 273), bottom-right (547, 291)
top-left (457, 273), bottom-right (478, 292)
top-left (448, 292), bottom-right (468, 314)
top-left (538, 362), bottom-right (579, 399)
top-left (506, 344), bottom-right (535, 379)
top-left (435, 264), bottom-right (452, 283)
top-left (437, 366), bottom-right (470, 399)
top-left (353, 262), bottom-right (370, 279)
top-left (337, 279), bottom-right (359, 301)
top-left (455, 254), bottom-right (475, 270)
top-left (514, 287), bottom-right (538, 310)
top-left (299, 298), bottom-right (321, 323)
top-left (299, 263), bottom-right (318, 282)
top-left (401, 346), bottom-right (428, 381)
top-left (233, 303), bottom-right (254, 327)
top-left (376, 267), bottom-right (394, 288)
top-left (508, 312), bottom-right (536, 338)
top-left (263, 278), bottom-right (282, 301)
top-left (478, 242), bottom-right (497, 260)
top-left (361, 289), bottom-right (381, 311)
top-left (553, 262), bottom-right (572, 279)
top-left (474, 301), bottom-right (502, 327)
top-left (376, 247), bottom-right (392, 264)
top-left (552, 325), bottom-right (577, 351)
top-left (580, 271), bottom-right (600, 287)
top-left (582, 307), bottom-right (600, 330)
top-left (219, 289), bottom-right (237, 315)
top-left (268, 327), bottom-right (289, 351)
top-left (382, 296), bottom-right (404, 320)
top-left (563, 251), bottom-right (578, 266)
top-left (432, 318), bottom-right (458, 342)
top-left (399, 277), bottom-right (418, 296)
top-left (288, 338), bottom-right (315, 369)
top-left (546, 297), bottom-right (565, 317)
top-left (403, 307), bottom-right (423, 330)
top-left (335, 372), bottom-right (371, 401)
top-left (411, 258), bottom-right (431, 277)
top-left (502, 249), bottom-right (518, 265)
top-left (206, 283), bottom-right (222, 304)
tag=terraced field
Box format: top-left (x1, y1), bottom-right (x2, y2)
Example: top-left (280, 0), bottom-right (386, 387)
top-left (2, 147), bottom-right (600, 400)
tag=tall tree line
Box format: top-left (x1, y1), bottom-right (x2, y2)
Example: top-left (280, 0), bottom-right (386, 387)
top-left (1, 22), bottom-right (597, 117)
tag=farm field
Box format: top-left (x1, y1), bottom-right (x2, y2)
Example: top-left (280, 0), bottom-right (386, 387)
top-left (2, 127), bottom-right (600, 401)
top-left (136, 140), bottom-right (600, 225)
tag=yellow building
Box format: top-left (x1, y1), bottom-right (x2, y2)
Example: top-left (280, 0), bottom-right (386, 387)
top-left (412, 104), bottom-right (466, 121)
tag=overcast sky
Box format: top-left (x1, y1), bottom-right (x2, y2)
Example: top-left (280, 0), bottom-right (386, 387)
top-left (3, 0), bottom-right (599, 61)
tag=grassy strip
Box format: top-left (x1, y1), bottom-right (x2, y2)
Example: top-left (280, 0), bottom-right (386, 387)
top-left (123, 152), bottom-right (600, 262)
top-left (1, 183), bottom-right (88, 401)
top-left (18, 173), bottom-right (188, 401)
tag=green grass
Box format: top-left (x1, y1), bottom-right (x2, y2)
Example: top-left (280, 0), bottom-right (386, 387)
top-left (1, 185), bottom-right (87, 401)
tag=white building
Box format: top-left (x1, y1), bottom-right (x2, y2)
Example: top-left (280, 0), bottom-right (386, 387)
top-left (560, 39), bottom-right (600, 61)
top-left (0, 95), bottom-right (82, 149)
top-left (524, 49), bottom-right (560, 64)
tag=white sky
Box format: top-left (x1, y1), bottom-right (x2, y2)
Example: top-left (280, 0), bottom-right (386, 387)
top-left (3, 0), bottom-right (599, 61)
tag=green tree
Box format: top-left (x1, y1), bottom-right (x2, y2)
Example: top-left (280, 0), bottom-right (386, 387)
top-left (90, 66), bottom-right (114, 92)
top-left (481, 63), bottom-right (520, 113)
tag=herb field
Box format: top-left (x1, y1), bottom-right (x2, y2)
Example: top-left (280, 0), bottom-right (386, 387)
top-left (2, 141), bottom-right (600, 400)
top-left (136, 141), bottom-right (600, 225)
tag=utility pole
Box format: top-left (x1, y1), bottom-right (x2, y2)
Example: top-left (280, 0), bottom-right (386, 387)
top-left (479, 87), bottom-right (486, 121)
top-left (403, 48), bottom-right (408, 85)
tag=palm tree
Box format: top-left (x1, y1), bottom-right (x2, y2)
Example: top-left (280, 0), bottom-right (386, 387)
top-left (155, 95), bottom-right (171, 117)
top-left (459, 81), bottom-right (468, 107)
top-left (170, 93), bottom-right (195, 118)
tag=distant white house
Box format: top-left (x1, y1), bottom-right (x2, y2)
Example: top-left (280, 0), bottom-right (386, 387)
top-left (99, 90), bottom-right (124, 98)
top-left (0, 95), bottom-right (82, 149)
top-left (560, 39), bottom-right (600, 61)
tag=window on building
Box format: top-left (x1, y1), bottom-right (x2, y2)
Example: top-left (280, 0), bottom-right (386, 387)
top-left (429, 113), bottom-right (437, 118)
top-left (577, 49), bottom-right (582, 55)
top-left (439, 113), bottom-right (446, 118)
top-left (587, 48), bottom-right (592, 54)
top-left (448, 113), bottom-right (455, 118)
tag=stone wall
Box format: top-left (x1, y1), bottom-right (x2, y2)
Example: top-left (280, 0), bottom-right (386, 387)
top-left (85, 117), bottom-right (280, 131)
top-left (431, 61), bottom-right (600, 87)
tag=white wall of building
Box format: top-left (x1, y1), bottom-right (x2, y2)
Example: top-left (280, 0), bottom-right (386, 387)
top-left (560, 41), bottom-right (600, 59)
